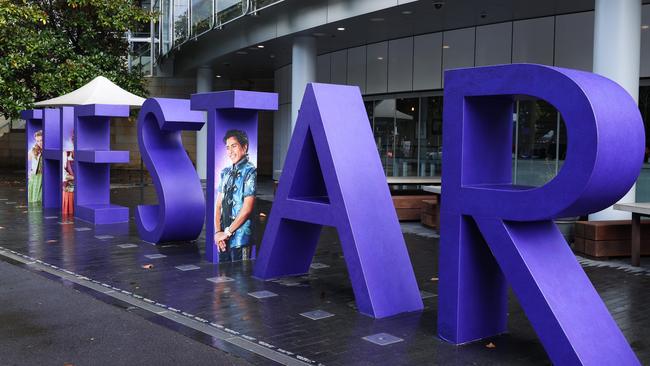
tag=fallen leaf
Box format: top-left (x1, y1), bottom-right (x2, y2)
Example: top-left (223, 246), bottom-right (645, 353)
top-left (486, 342), bottom-right (496, 349)
top-left (142, 264), bottom-right (154, 269)
top-left (430, 277), bottom-right (439, 282)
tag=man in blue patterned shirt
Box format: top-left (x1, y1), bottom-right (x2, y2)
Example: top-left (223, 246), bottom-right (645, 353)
top-left (215, 129), bottom-right (256, 262)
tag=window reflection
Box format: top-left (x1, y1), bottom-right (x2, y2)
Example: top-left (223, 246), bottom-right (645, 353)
top-left (513, 99), bottom-right (561, 187)
top-left (373, 99), bottom-right (396, 176)
top-left (191, 0), bottom-right (212, 36)
top-left (161, 0), bottom-right (172, 54)
top-left (217, 0), bottom-right (245, 25)
top-left (395, 98), bottom-right (419, 177)
top-left (366, 96), bottom-right (443, 177)
top-left (420, 96), bottom-right (443, 176)
top-left (173, 0), bottom-right (189, 45)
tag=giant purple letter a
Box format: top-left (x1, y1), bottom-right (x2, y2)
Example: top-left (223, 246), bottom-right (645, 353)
top-left (254, 83), bottom-right (423, 318)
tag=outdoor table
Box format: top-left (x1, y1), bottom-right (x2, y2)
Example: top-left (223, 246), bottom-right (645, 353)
top-left (613, 202), bottom-right (650, 266)
top-left (422, 185), bottom-right (441, 195)
top-left (422, 185), bottom-right (442, 228)
top-left (386, 176), bottom-right (441, 186)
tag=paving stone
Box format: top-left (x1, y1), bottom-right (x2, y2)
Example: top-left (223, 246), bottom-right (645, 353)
top-left (300, 310), bottom-right (335, 320)
top-left (117, 244), bottom-right (138, 249)
top-left (207, 276), bottom-right (235, 284)
top-left (248, 290), bottom-right (278, 299)
top-left (362, 333), bottom-right (404, 346)
top-left (175, 264), bottom-right (201, 271)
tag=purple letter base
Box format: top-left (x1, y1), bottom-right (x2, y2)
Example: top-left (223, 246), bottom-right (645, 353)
top-left (74, 104), bottom-right (130, 225)
top-left (191, 90), bottom-right (278, 263)
top-left (136, 98), bottom-right (206, 243)
top-left (254, 83), bottom-right (423, 319)
top-left (439, 64), bottom-right (643, 364)
top-left (42, 108), bottom-right (62, 209)
top-left (21, 109), bottom-right (43, 205)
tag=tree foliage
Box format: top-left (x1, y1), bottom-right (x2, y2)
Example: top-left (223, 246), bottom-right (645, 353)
top-left (0, 0), bottom-right (153, 120)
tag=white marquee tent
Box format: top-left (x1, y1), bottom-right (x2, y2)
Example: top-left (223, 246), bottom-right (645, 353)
top-left (34, 76), bottom-right (145, 107)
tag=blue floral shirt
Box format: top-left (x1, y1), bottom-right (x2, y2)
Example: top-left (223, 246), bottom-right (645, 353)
top-left (218, 157), bottom-right (256, 248)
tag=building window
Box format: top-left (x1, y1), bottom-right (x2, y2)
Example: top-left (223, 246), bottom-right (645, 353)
top-left (365, 95), bottom-right (443, 177)
top-left (419, 96), bottom-right (443, 177)
top-left (513, 98), bottom-right (565, 187)
top-left (637, 85), bottom-right (650, 201)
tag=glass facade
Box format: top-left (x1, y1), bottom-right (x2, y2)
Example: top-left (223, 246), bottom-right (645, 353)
top-left (363, 95), bottom-right (575, 183)
top-left (363, 90), bottom-right (650, 204)
top-left (365, 96), bottom-right (443, 177)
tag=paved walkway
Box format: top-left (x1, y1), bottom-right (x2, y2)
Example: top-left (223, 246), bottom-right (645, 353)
top-left (0, 173), bottom-right (649, 364)
top-left (0, 259), bottom-right (251, 366)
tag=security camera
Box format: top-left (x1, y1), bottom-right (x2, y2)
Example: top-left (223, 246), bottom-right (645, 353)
top-left (433, 1), bottom-right (445, 10)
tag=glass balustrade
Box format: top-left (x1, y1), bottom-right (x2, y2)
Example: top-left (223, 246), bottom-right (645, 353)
top-left (191, 0), bottom-right (213, 36)
top-left (160, 0), bottom-right (172, 54)
top-left (217, 0), bottom-right (246, 25)
top-left (173, 0), bottom-right (189, 46)
top-left (153, 0), bottom-right (286, 63)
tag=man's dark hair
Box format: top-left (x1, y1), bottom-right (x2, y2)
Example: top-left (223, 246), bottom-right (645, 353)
top-left (223, 129), bottom-right (249, 148)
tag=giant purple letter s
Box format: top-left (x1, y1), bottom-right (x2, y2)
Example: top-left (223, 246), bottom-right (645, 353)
top-left (438, 64), bottom-right (644, 364)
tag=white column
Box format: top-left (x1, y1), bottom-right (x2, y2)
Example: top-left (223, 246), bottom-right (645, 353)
top-left (291, 36), bottom-right (317, 130)
top-left (272, 36), bottom-right (316, 180)
top-left (196, 66), bottom-right (213, 180)
top-left (590, 0), bottom-right (642, 220)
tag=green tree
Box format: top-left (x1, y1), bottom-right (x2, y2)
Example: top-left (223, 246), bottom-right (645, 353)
top-left (0, 0), bottom-right (153, 120)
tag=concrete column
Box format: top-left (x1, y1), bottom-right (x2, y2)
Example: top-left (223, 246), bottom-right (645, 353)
top-left (271, 37), bottom-right (316, 180)
top-left (590, 0), bottom-right (642, 220)
top-left (290, 36), bottom-right (317, 130)
top-left (196, 66), bottom-right (213, 180)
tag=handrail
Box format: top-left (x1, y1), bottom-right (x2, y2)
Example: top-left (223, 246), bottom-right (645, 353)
top-left (250, 0), bottom-right (285, 14)
top-left (216, 0), bottom-right (249, 29)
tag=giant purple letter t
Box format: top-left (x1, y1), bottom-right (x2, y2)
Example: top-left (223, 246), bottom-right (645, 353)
top-left (438, 64), bottom-right (644, 364)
